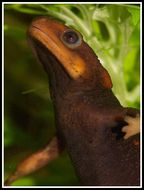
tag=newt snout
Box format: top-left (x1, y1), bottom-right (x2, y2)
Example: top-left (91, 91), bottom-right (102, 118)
top-left (28, 17), bottom-right (87, 80)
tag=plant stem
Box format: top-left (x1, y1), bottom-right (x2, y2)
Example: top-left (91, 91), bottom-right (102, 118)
top-left (60, 6), bottom-right (91, 37)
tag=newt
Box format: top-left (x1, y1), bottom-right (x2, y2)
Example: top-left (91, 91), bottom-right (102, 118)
top-left (4, 17), bottom-right (140, 186)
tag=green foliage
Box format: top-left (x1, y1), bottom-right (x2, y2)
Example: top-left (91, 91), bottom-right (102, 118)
top-left (4, 3), bottom-right (140, 186)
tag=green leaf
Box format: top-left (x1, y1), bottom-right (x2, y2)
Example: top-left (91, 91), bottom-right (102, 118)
top-left (127, 6), bottom-right (140, 26)
top-left (4, 25), bottom-right (26, 40)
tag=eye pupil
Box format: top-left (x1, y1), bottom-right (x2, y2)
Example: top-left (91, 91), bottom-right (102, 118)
top-left (61, 29), bottom-right (82, 49)
top-left (63, 31), bottom-right (79, 44)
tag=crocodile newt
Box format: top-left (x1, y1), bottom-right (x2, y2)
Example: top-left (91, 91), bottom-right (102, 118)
top-left (5, 17), bottom-right (140, 186)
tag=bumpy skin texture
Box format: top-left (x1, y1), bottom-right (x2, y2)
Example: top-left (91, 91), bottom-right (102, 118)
top-left (57, 92), bottom-right (140, 185)
top-left (27, 17), bottom-right (140, 186)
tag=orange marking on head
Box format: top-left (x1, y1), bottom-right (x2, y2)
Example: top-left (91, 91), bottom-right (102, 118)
top-left (101, 69), bottom-right (113, 89)
top-left (28, 18), bottom-right (87, 80)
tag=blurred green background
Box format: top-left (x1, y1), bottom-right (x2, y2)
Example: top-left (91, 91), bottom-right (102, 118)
top-left (4, 4), bottom-right (140, 186)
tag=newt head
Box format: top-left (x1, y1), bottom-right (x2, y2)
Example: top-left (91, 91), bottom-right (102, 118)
top-left (28, 17), bottom-right (112, 94)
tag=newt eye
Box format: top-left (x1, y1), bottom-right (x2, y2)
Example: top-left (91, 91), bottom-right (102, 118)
top-left (61, 29), bottom-right (82, 49)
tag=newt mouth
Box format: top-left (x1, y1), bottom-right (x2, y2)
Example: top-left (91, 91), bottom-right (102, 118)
top-left (28, 35), bottom-right (71, 80)
top-left (28, 20), bottom-right (86, 80)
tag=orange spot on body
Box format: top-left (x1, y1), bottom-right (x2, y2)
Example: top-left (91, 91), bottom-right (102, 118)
top-left (133, 140), bottom-right (140, 146)
top-left (101, 69), bottom-right (113, 89)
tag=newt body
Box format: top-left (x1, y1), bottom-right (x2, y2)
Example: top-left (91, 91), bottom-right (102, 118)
top-left (5, 17), bottom-right (140, 186)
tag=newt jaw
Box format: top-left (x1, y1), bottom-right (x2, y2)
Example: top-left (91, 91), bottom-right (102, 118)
top-left (28, 25), bottom-right (86, 80)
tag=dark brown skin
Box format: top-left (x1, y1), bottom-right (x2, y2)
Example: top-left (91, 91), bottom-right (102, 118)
top-left (5, 17), bottom-right (140, 186)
